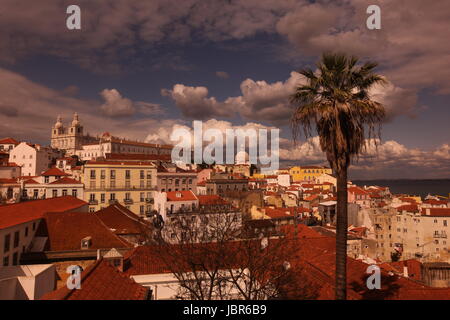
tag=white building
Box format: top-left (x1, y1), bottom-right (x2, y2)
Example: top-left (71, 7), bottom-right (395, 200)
top-left (9, 142), bottom-right (62, 177)
top-left (154, 190), bottom-right (199, 222)
top-left (0, 264), bottom-right (56, 300)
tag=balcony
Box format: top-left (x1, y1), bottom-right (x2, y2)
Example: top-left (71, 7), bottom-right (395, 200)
top-left (85, 186), bottom-right (157, 191)
top-left (124, 199), bottom-right (134, 205)
top-left (88, 200), bottom-right (98, 205)
top-left (433, 233), bottom-right (447, 239)
top-left (145, 198), bottom-right (154, 204)
top-left (109, 199), bottom-right (118, 205)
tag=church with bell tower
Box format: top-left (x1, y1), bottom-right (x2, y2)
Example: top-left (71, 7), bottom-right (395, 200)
top-left (51, 113), bottom-right (98, 155)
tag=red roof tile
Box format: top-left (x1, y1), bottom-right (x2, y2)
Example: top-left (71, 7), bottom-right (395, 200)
top-left (41, 260), bottom-right (149, 300)
top-left (49, 177), bottom-right (82, 185)
top-left (0, 196), bottom-right (87, 229)
top-left (41, 211), bottom-right (132, 251)
top-left (397, 204), bottom-right (419, 213)
top-left (95, 204), bottom-right (150, 235)
top-left (197, 195), bottom-right (229, 205)
top-left (41, 167), bottom-right (69, 176)
top-left (421, 208), bottom-right (450, 217)
top-left (166, 190), bottom-right (198, 202)
top-left (0, 137), bottom-right (19, 145)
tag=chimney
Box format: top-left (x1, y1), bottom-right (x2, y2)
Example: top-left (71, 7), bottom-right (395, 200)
top-left (403, 265), bottom-right (409, 278)
top-left (426, 208), bottom-right (431, 216)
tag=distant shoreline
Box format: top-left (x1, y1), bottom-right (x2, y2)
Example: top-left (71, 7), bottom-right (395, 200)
top-left (352, 179), bottom-right (450, 197)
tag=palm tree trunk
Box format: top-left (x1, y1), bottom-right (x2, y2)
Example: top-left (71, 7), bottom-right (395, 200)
top-left (335, 167), bottom-right (348, 300)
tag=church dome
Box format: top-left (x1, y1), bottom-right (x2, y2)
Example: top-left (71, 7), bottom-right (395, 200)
top-left (71, 112), bottom-right (80, 127)
top-left (54, 115), bottom-right (63, 129)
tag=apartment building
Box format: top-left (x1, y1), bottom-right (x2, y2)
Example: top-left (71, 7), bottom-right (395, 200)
top-left (9, 142), bottom-right (62, 176)
top-left (289, 166), bottom-right (332, 182)
top-left (156, 164), bottom-right (197, 192)
top-left (82, 160), bottom-right (157, 216)
top-left (364, 207), bottom-right (450, 263)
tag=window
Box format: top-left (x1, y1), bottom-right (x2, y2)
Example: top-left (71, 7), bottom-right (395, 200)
top-left (140, 170), bottom-right (144, 179)
top-left (3, 256), bottom-right (9, 267)
top-left (101, 193), bottom-right (105, 203)
top-left (25, 227), bottom-right (28, 237)
top-left (52, 189), bottom-right (58, 197)
top-left (32, 222), bottom-right (36, 231)
top-left (110, 193), bottom-right (116, 200)
top-left (140, 192), bottom-right (145, 202)
top-left (140, 205), bottom-right (144, 214)
top-left (125, 170), bottom-right (131, 179)
top-left (12, 252), bottom-right (18, 265)
top-left (90, 170), bottom-right (96, 179)
top-left (100, 170), bottom-right (105, 179)
top-left (62, 189), bottom-right (68, 196)
top-left (125, 181), bottom-right (130, 188)
top-left (110, 180), bottom-right (116, 188)
top-left (89, 207), bottom-right (95, 213)
top-left (444, 220), bottom-right (448, 227)
top-left (72, 189), bottom-right (78, 197)
top-left (13, 231), bottom-right (19, 248)
top-left (44, 176), bottom-right (49, 183)
top-left (110, 170), bottom-right (116, 179)
top-left (140, 180), bottom-right (145, 188)
top-left (125, 192), bottom-right (131, 200)
top-left (4, 234), bottom-right (10, 253)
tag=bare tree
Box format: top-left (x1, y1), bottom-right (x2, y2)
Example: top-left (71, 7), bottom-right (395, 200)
top-left (151, 207), bottom-right (312, 300)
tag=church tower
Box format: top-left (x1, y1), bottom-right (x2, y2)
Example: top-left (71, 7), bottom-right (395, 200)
top-left (67, 112), bottom-right (84, 155)
top-left (51, 115), bottom-right (65, 149)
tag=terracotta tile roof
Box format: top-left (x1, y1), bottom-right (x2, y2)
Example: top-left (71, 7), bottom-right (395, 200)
top-left (41, 167), bottom-right (69, 176)
top-left (423, 199), bottom-right (448, 205)
top-left (0, 196), bottom-right (87, 229)
top-left (399, 197), bottom-right (417, 204)
top-left (40, 211), bottom-right (132, 251)
top-left (106, 153), bottom-right (171, 161)
top-left (41, 260), bottom-right (149, 300)
top-left (95, 204), bottom-right (151, 235)
top-left (49, 177), bottom-right (83, 185)
top-left (0, 137), bottom-right (19, 145)
top-left (123, 245), bottom-right (171, 275)
top-left (0, 178), bottom-right (19, 184)
top-left (166, 190), bottom-right (198, 202)
top-left (87, 160), bottom-right (155, 166)
top-left (264, 207), bottom-right (294, 219)
top-left (348, 186), bottom-right (369, 195)
top-left (197, 195), bottom-right (229, 205)
top-left (397, 204), bottom-right (419, 213)
top-left (23, 178), bottom-right (40, 184)
top-left (421, 208), bottom-right (450, 217)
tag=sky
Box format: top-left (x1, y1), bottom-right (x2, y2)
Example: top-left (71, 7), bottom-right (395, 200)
top-left (0, 0), bottom-right (449, 179)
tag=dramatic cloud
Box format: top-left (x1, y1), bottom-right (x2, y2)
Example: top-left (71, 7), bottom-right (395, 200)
top-left (100, 89), bottom-right (135, 117)
top-left (164, 71), bottom-right (418, 124)
top-left (280, 137), bottom-right (450, 179)
top-left (161, 84), bottom-right (238, 119)
top-left (276, 0), bottom-right (450, 94)
top-left (0, 68), bottom-right (167, 142)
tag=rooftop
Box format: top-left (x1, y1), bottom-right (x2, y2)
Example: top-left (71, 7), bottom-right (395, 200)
top-left (0, 196), bottom-right (87, 230)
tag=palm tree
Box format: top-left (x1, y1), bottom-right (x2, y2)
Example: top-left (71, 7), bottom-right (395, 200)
top-left (290, 52), bottom-right (386, 300)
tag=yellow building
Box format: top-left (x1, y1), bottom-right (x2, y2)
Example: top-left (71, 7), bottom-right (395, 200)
top-left (289, 166), bottom-right (332, 182)
top-left (82, 160), bottom-right (157, 216)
